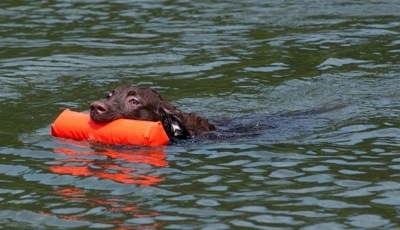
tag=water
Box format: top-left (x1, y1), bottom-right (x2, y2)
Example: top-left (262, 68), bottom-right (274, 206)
top-left (1, 0), bottom-right (400, 228)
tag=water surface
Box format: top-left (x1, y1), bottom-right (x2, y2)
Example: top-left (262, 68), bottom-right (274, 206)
top-left (1, 0), bottom-right (400, 228)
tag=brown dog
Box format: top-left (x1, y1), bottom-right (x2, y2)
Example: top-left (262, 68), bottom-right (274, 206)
top-left (90, 85), bottom-right (216, 138)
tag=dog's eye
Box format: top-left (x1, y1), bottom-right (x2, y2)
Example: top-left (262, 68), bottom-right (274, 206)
top-left (130, 99), bottom-right (139, 105)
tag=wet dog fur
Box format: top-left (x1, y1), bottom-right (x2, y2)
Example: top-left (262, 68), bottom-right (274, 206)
top-left (90, 85), bottom-right (216, 139)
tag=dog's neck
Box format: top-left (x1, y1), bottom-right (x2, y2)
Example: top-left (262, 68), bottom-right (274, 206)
top-left (181, 112), bottom-right (216, 134)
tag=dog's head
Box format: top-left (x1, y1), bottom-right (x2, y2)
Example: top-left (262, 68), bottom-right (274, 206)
top-left (90, 85), bottom-right (190, 138)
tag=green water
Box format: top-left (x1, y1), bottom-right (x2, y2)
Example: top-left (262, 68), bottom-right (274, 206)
top-left (1, 0), bottom-right (400, 228)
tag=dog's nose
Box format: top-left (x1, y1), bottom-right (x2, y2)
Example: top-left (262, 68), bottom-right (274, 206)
top-left (90, 101), bottom-right (107, 115)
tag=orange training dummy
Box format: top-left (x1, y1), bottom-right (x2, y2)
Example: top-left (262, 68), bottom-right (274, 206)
top-left (51, 109), bottom-right (169, 146)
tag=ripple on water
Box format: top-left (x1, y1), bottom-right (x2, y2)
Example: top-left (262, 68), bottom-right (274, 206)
top-left (335, 182), bottom-right (400, 198)
top-left (0, 210), bottom-right (91, 228)
top-left (269, 169), bottom-right (304, 179)
top-left (348, 214), bottom-right (391, 228)
top-left (371, 190), bottom-right (400, 206)
top-left (249, 214), bottom-right (304, 226)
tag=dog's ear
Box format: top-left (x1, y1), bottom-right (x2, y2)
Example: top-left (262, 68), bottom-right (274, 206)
top-left (160, 105), bottom-right (191, 138)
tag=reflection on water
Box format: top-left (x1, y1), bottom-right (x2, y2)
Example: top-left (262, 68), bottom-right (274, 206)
top-left (51, 144), bottom-right (167, 186)
top-left (1, 0), bottom-right (400, 228)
